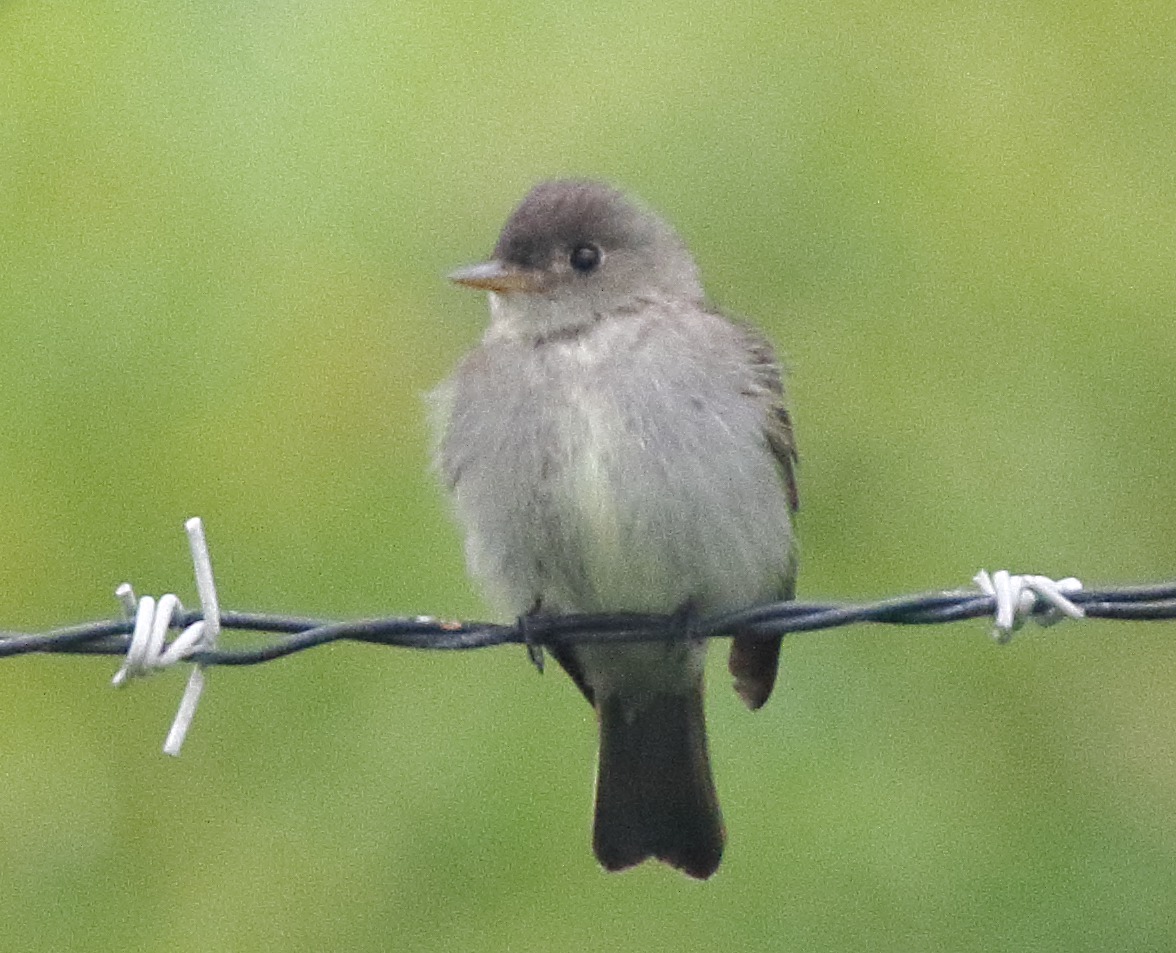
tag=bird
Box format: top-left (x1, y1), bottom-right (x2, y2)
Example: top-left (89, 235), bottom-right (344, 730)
top-left (430, 179), bottom-right (798, 878)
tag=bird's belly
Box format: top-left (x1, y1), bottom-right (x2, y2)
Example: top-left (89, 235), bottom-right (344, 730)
top-left (534, 386), bottom-right (789, 616)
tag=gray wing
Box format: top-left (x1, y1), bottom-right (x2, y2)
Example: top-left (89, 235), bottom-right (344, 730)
top-left (742, 328), bottom-right (799, 513)
top-left (728, 323), bottom-right (798, 710)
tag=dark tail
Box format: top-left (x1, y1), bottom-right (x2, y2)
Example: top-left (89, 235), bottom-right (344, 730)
top-left (592, 685), bottom-right (724, 879)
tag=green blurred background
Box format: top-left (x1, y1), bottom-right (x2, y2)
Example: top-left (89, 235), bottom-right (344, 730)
top-left (2, 1), bottom-right (1175, 950)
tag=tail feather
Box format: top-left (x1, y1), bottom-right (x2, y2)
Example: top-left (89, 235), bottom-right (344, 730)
top-left (592, 687), bottom-right (724, 879)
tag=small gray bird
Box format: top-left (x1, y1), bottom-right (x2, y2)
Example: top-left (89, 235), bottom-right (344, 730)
top-left (431, 180), bottom-right (798, 879)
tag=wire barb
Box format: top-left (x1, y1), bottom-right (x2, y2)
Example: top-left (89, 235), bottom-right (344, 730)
top-left (108, 517), bottom-right (221, 755)
top-left (973, 570), bottom-right (1085, 643)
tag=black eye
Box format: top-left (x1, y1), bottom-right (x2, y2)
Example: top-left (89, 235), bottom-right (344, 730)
top-left (569, 244), bottom-right (602, 273)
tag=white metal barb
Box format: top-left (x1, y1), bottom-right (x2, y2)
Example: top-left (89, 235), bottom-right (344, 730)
top-left (186, 517), bottom-right (221, 645)
top-left (107, 518), bottom-right (222, 755)
top-left (147, 593), bottom-right (180, 663)
top-left (163, 668), bottom-right (205, 757)
top-left (158, 621), bottom-right (206, 667)
top-left (115, 583), bottom-right (138, 619)
top-left (111, 595), bottom-right (158, 686)
top-left (162, 517), bottom-right (221, 756)
top-left (975, 570), bottom-right (1085, 642)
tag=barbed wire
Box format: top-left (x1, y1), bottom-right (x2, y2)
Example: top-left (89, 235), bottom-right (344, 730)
top-left (8, 581), bottom-right (1176, 664)
top-left (2, 518), bottom-right (1174, 754)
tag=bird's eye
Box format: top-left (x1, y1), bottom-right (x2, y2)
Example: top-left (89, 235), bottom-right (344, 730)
top-left (569, 244), bottom-right (602, 273)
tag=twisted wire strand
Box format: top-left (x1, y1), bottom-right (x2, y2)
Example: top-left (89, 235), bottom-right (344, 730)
top-left (4, 582), bottom-right (1175, 667)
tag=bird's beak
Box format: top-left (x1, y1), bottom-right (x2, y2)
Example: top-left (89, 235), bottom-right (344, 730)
top-left (448, 260), bottom-right (543, 294)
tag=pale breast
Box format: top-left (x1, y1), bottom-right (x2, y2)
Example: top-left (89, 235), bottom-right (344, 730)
top-left (439, 308), bottom-right (795, 618)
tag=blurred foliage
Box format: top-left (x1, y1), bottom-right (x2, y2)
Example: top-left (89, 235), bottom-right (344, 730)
top-left (2, 1), bottom-right (1175, 951)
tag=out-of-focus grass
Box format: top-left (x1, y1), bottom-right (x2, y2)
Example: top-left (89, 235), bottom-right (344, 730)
top-left (2, 2), bottom-right (1174, 951)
